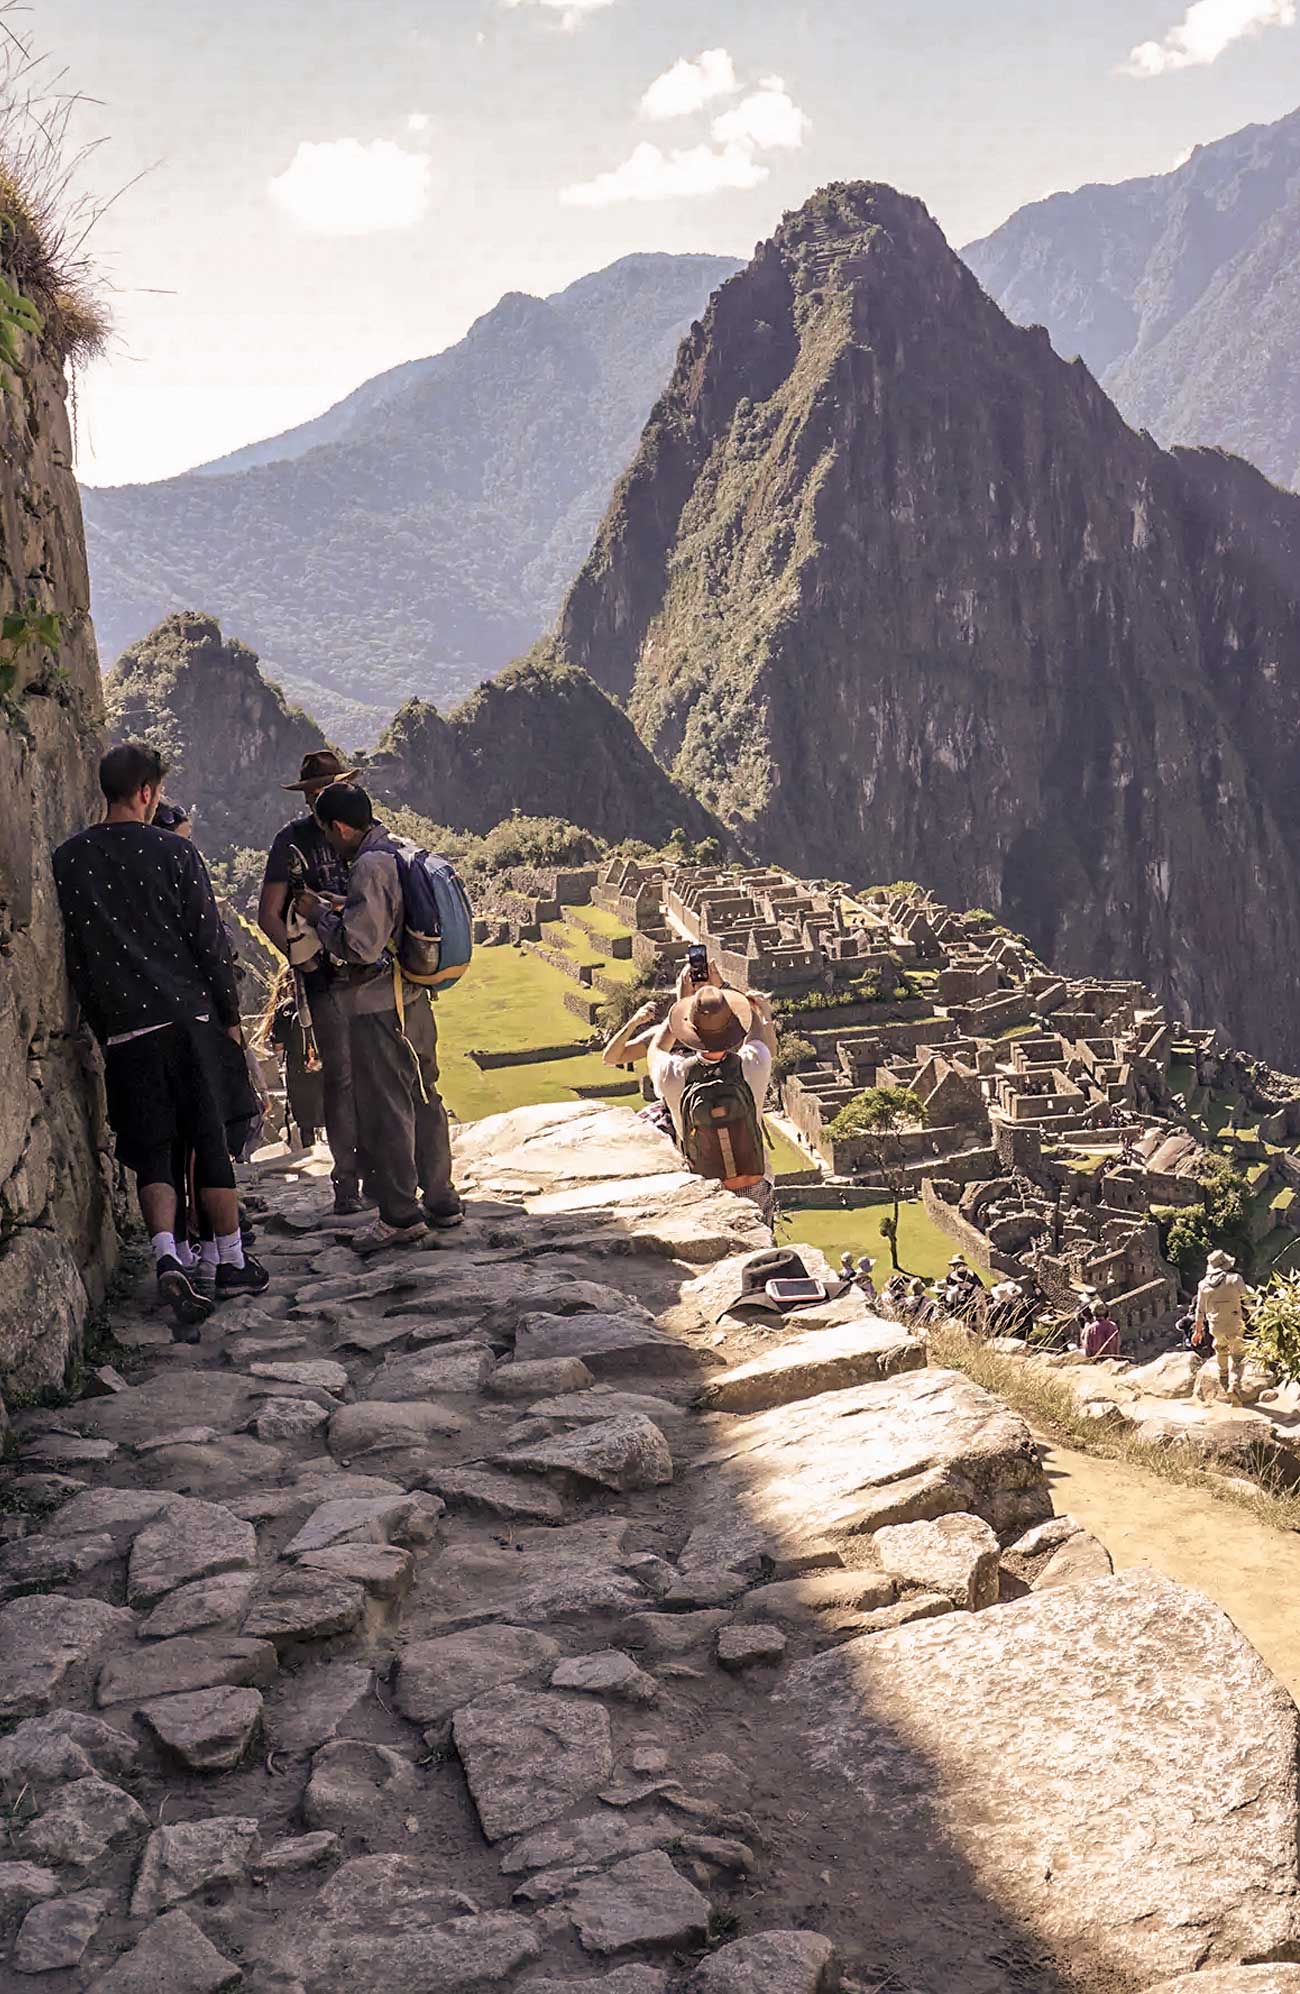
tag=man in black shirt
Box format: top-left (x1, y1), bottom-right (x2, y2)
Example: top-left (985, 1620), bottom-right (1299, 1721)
top-left (54, 742), bottom-right (270, 1334)
top-left (258, 748), bottom-right (370, 1215)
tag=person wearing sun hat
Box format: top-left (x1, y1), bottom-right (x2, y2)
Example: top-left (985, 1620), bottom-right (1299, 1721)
top-left (1193, 1247), bottom-right (1252, 1401)
top-left (258, 748), bottom-right (370, 1215)
top-left (645, 957), bottom-right (778, 1224)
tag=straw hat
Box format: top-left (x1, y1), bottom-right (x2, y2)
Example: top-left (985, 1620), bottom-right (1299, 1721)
top-left (667, 983), bottom-right (752, 1055)
top-left (283, 749), bottom-right (359, 792)
top-left (1206, 1249), bottom-right (1236, 1272)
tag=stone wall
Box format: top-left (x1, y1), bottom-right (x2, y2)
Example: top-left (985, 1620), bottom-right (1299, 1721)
top-left (0, 328), bottom-right (117, 1405)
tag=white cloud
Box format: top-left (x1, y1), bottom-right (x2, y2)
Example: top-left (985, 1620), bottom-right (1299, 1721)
top-left (268, 138), bottom-right (433, 234)
top-left (712, 76), bottom-right (810, 151)
top-left (1123, 0), bottom-right (1295, 75)
top-left (640, 48), bottom-right (737, 120)
top-left (503, 0), bottom-right (615, 27)
top-left (560, 138), bottom-right (768, 208)
top-left (564, 61), bottom-right (809, 207)
top-left (406, 112), bottom-right (432, 134)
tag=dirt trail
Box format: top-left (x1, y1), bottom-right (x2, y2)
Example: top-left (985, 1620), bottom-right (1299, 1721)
top-left (1038, 1435), bottom-right (1300, 1699)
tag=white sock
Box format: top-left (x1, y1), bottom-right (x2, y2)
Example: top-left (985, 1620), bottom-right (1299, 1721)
top-left (150, 1231), bottom-right (178, 1265)
top-left (175, 1240), bottom-right (196, 1269)
top-left (199, 1240), bottom-right (219, 1268)
top-left (216, 1230), bottom-right (245, 1269)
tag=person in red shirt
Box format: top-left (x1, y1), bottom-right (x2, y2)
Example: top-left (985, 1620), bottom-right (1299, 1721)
top-left (1082, 1302), bottom-right (1120, 1359)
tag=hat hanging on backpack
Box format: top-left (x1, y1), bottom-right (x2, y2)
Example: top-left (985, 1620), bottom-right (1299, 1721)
top-left (668, 984), bottom-right (752, 1053)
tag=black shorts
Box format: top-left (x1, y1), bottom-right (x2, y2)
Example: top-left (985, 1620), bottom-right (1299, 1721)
top-left (103, 1021), bottom-right (254, 1190)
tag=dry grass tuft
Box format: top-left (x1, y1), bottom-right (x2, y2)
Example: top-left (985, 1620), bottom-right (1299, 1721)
top-left (0, 11), bottom-right (110, 363)
top-left (929, 1319), bottom-right (1300, 1539)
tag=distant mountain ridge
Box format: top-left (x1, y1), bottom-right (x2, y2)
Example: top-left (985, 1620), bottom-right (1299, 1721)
top-left (81, 251), bottom-right (741, 742)
top-left (963, 104), bottom-right (1300, 489)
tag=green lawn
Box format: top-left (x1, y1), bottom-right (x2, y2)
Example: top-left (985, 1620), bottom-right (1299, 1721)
top-left (436, 944), bottom-right (590, 1055)
top-left (765, 1121), bottom-right (814, 1180)
top-left (568, 902), bottom-right (633, 942)
top-left (776, 1199), bottom-right (981, 1283)
top-left (440, 1047), bottom-right (634, 1124)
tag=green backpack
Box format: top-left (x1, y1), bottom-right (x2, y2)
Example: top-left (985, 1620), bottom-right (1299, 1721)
top-left (678, 1053), bottom-right (767, 1190)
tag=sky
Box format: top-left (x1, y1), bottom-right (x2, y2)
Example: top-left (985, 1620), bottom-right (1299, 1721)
top-left (34, 0), bottom-right (1300, 487)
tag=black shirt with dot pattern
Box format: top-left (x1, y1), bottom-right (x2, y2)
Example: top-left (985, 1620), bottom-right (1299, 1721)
top-left (52, 822), bottom-right (242, 1045)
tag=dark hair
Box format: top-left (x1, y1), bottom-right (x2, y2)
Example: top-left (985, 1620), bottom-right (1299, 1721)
top-left (314, 781), bottom-right (374, 832)
top-left (153, 801), bottom-right (190, 831)
top-left (100, 741), bottom-right (166, 804)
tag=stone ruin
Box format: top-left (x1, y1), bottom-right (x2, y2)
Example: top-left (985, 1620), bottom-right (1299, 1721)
top-left (581, 873), bottom-right (1300, 1345)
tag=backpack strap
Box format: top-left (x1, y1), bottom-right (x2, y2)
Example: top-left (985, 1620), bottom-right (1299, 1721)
top-left (391, 961), bottom-right (429, 1106)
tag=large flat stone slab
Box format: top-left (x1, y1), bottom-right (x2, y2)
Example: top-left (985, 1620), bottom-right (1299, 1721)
top-left (493, 1412), bottom-right (673, 1491)
top-left (396, 1626), bottom-right (560, 1735)
top-left (453, 1687), bottom-right (613, 1840)
top-left (0, 1595), bottom-right (137, 1719)
top-left (702, 1367), bottom-right (1051, 1546)
top-left (697, 1317), bottom-right (925, 1413)
top-left (513, 1311), bottom-right (697, 1378)
top-left (98, 1634), bottom-right (277, 1709)
top-left (126, 1498), bottom-right (257, 1609)
top-left (85, 1908), bottom-right (241, 1992)
top-left (370, 1341), bottom-right (496, 1399)
top-left (774, 1570), bottom-right (1300, 1985)
top-left (421, 1517), bottom-right (649, 1629)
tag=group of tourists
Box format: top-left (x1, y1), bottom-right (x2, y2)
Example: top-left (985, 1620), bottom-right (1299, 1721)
top-left (54, 744), bottom-right (462, 1338)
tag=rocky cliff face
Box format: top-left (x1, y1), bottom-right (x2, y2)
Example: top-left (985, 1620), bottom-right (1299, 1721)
top-left (104, 613), bottom-right (330, 864)
top-left (0, 325), bottom-right (118, 1403)
top-left (368, 654), bottom-right (723, 846)
top-left (555, 180), bottom-right (1300, 1067)
top-left (963, 105), bottom-right (1300, 490)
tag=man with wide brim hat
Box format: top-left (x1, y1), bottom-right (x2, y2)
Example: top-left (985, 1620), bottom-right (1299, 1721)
top-left (665, 983), bottom-right (753, 1055)
top-left (258, 747), bottom-right (370, 1216)
top-left (281, 749), bottom-right (360, 793)
top-left (1194, 1247), bottom-right (1251, 1400)
top-left (644, 957), bottom-right (778, 1225)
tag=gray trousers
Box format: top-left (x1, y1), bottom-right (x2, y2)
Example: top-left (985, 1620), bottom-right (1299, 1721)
top-left (349, 991), bottom-right (454, 1228)
top-left (310, 981), bottom-right (366, 1196)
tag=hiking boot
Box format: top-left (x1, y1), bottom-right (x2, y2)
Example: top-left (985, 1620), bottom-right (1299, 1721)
top-left (351, 1217), bottom-right (428, 1256)
top-left (423, 1195), bottom-right (465, 1231)
top-left (215, 1256), bottom-right (271, 1302)
top-left (333, 1188), bottom-right (376, 1218)
top-left (156, 1256), bottom-right (212, 1341)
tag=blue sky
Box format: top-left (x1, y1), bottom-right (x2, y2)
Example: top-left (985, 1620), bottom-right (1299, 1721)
top-left (41, 0), bottom-right (1300, 486)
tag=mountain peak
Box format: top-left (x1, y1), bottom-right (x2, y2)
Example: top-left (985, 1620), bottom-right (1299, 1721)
top-left (553, 173), bottom-right (1300, 1068)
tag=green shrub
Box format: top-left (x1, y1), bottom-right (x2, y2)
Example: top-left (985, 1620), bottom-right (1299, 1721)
top-left (773, 1031), bottom-right (817, 1083)
top-left (1250, 1273), bottom-right (1300, 1384)
top-left (479, 814), bottom-right (603, 871)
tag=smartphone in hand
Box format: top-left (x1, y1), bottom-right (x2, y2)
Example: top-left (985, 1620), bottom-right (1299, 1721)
top-left (687, 944), bottom-right (709, 985)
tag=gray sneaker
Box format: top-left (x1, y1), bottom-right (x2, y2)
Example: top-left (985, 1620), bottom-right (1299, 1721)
top-left (351, 1218), bottom-right (428, 1256)
top-left (191, 1259), bottom-right (216, 1306)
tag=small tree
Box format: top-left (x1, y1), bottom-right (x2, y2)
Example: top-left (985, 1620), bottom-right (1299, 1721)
top-left (1166, 1155), bottom-right (1253, 1283)
top-left (827, 1085), bottom-right (927, 1269)
top-left (772, 1030), bottom-right (817, 1083)
top-left (1250, 1272), bottom-right (1300, 1384)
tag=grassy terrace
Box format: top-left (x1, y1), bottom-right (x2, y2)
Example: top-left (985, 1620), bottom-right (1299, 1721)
top-left (777, 1199), bottom-right (974, 1281)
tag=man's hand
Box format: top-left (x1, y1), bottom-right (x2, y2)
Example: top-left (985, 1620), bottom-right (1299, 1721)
top-left (294, 888), bottom-right (325, 924)
top-left (630, 1001), bottom-right (659, 1030)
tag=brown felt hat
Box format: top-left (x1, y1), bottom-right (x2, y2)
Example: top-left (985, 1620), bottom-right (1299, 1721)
top-left (283, 749), bottom-right (359, 792)
top-left (667, 983), bottom-right (752, 1054)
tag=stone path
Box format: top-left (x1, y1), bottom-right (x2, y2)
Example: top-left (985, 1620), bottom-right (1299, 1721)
top-left (1, 1102), bottom-right (1297, 1993)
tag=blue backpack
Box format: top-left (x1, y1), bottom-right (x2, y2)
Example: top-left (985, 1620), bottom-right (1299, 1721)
top-left (390, 840), bottom-right (474, 991)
